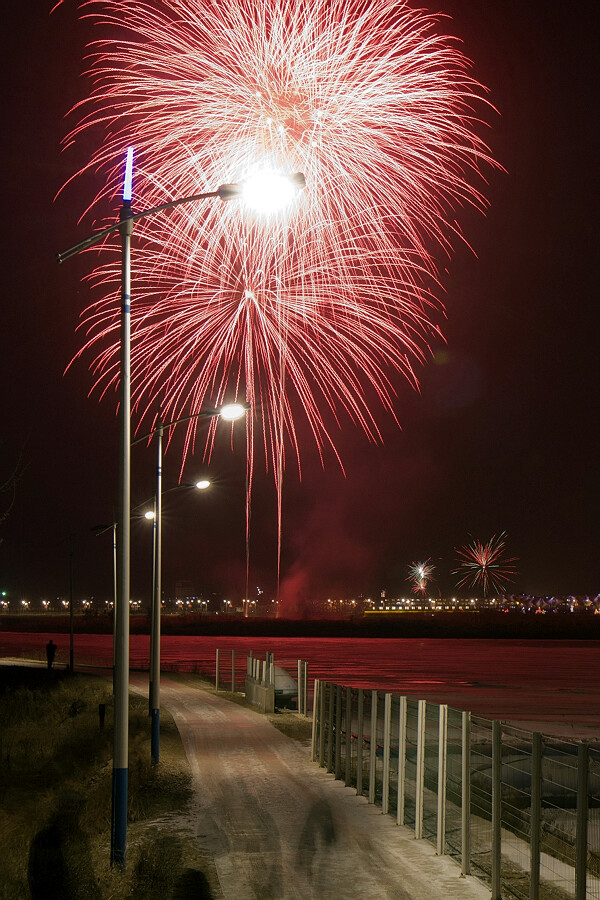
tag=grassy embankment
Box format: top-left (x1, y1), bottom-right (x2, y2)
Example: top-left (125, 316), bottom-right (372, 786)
top-left (0, 665), bottom-right (312, 899)
top-left (0, 666), bottom-right (214, 899)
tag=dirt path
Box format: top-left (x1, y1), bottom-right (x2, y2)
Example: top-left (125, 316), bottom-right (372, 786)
top-left (131, 672), bottom-right (490, 900)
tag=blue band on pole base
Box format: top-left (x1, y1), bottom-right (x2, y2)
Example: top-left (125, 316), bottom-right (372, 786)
top-left (111, 766), bottom-right (128, 868)
top-left (151, 709), bottom-right (160, 765)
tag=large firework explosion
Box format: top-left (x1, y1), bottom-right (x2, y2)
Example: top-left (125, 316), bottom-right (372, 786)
top-left (453, 533), bottom-right (518, 596)
top-left (63, 0), bottom-right (499, 584)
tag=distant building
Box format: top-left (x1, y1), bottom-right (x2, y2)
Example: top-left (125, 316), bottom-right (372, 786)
top-left (175, 580), bottom-right (195, 601)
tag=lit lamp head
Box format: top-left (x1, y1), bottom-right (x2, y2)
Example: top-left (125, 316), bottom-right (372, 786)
top-left (195, 480), bottom-right (211, 491)
top-left (218, 171), bottom-right (305, 214)
top-left (218, 402), bottom-right (247, 422)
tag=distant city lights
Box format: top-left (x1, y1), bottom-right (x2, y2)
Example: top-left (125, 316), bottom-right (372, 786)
top-left (0, 592), bottom-right (598, 616)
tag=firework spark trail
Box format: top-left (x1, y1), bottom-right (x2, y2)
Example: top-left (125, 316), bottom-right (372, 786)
top-left (64, 0), bottom-right (499, 588)
top-left (453, 533), bottom-right (518, 596)
top-left (407, 559), bottom-right (436, 595)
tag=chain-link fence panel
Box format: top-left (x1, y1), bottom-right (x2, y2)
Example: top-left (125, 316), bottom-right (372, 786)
top-left (310, 681), bottom-right (598, 900)
top-left (445, 706), bottom-right (464, 864)
top-left (422, 701), bottom-right (440, 844)
top-left (469, 715), bottom-right (494, 888)
top-left (403, 698), bottom-right (419, 829)
top-left (588, 746), bottom-right (600, 900)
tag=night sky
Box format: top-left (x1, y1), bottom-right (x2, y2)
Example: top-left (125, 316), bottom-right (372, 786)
top-left (1, 0), bottom-right (597, 608)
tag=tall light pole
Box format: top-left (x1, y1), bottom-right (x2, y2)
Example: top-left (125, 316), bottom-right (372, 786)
top-left (58, 157), bottom-right (305, 869)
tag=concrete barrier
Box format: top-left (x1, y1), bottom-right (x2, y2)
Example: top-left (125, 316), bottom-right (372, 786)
top-left (245, 676), bottom-right (275, 713)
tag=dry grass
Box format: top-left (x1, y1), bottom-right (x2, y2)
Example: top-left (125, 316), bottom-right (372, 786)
top-left (0, 667), bottom-right (215, 900)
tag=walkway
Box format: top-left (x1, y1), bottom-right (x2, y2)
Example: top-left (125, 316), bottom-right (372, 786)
top-left (137, 673), bottom-right (491, 900)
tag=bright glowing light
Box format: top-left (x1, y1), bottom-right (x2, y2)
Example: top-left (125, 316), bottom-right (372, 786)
top-left (241, 171), bottom-right (304, 215)
top-left (195, 480), bottom-right (210, 490)
top-left (144, 510), bottom-right (155, 520)
top-left (219, 403), bottom-right (247, 422)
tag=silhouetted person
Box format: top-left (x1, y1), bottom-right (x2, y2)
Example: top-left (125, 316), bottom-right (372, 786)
top-left (172, 869), bottom-right (214, 899)
top-left (46, 639), bottom-right (57, 669)
top-left (296, 799), bottom-right (337, 880)
top-left (28, 791), bottom-right (100, 899)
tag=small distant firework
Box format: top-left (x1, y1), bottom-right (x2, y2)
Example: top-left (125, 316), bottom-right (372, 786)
top-left (453, 533), bottom-right (518, 595)
top-left (407, 559), bottom-right (436, 595)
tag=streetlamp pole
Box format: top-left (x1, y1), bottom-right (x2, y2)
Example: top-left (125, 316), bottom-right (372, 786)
top-left (111, 187), bottom-right (133, 869)
top-left (149, 416), bottom-right (162, 764)
top-left (69, 532), bottom-right (74, 673)
top-left (57, 161), bottom-right (305, 870)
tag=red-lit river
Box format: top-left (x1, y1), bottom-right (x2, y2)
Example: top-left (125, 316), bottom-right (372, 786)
top-left (2, 632), bottom-right (599, 738)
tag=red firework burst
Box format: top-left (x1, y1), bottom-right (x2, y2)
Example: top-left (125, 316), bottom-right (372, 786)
top-left (65, 0), bottom-right (499, 478)
top-left (453, 533), bottom-right (518, 596)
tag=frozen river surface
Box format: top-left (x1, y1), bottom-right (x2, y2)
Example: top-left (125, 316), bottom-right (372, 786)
top-left (2, 633), bottom-right (599, 738)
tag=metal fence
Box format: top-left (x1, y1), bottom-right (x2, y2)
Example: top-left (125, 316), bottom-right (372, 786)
top-left (311, 680), bottom-right (600, 900)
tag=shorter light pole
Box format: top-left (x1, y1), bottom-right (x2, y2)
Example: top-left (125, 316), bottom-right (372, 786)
top-left (69, 533), bottom-right (74, 673)
top-left (146, 477), bottom-right (210, 763)
top-left (136, 402), bottom-right (248, 764)
top-left (92, 513), bottom-right (151, 690)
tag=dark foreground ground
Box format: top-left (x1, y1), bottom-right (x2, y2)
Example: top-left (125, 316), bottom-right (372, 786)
top-left (1, 665), bottom-right (492, 899)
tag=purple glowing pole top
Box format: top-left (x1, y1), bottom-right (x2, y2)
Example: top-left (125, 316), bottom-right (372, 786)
top-left (123, 147), bottom-right (134, 202)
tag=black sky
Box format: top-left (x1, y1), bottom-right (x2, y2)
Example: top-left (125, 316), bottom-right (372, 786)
top-left (0, 0), bottom-right (598, 607)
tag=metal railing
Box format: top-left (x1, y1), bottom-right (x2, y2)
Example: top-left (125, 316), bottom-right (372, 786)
top-left (311, 680), bottom-right (600, 900)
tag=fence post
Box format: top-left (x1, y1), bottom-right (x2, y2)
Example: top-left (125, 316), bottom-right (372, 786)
top-left (335, 684), bottom-right (343, 778)
top-left (530, 732), bottom-right (542, 900)
top-left (382, 692), bottom-right (392, 815)
top-left (357, 688), bottom-right (364, 796)
top-left (369, 690), bottom-right (378, 804)
top-left (461, 710), bottom-right (471, 876)
top-left (327, 683), bottom-right (335, 772)
top-left (303, 661), bottom-right (308, 716)
top-left (231, 649), bottom-right (235, 693)
top-left (415, 700), bottom-right (426, 839)
top-left (215, 648), bottom-right (220, 691)
top-left (319, 681), bottom-right (327, 767)
top-left (575, 742), bottom-right (589, 900)
top-left (297, 660), bottom-right (308, 716)
top-left (491, 719), bottom-right (502, 900)
top-left (437, 704), bottom-right (448, 856)
top-left (311, 679), bottom-right (319, 762)
top-left (397, 696), bottom-right (407, 826)
top-left (345, 686), bottom-right (352, 786)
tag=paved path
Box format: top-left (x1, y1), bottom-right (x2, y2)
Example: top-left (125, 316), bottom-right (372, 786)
top-left (136, 673), bottom-right (490, 900)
